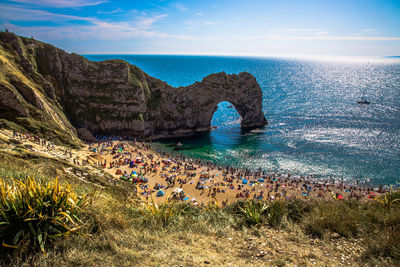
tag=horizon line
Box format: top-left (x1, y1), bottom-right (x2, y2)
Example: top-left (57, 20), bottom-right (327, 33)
top-left (80, 53), bottom-right (400, 63)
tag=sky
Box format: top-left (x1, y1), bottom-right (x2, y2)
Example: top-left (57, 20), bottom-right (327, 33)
top-left (1, 0), bottom-right (400, 57)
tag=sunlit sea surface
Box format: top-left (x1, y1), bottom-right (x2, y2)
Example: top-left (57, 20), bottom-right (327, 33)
top-left (84, 55), bottom-right (400, 186)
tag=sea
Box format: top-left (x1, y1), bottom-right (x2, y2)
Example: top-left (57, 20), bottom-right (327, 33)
top-left (84, 55), bottom-right (400, 186)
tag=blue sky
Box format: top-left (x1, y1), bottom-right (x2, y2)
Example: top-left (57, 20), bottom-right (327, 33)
top-left (1, 0), bottom-right (400, 57)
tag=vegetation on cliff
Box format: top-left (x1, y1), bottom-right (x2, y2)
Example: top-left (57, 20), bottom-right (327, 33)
top-left (0, 32), bottom-right (81, 148)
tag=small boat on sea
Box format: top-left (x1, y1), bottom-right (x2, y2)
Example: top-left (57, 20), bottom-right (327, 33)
top-left (173, 142), bottom-right (183, 150)
top-left (175, 142), bottom-right (183, 147)
top-left (357, 99), bottom-right (370, 104)
top-left (172, 142), bottom-right (183, 151)
top-left (357, 91), bottom-right (370, 105)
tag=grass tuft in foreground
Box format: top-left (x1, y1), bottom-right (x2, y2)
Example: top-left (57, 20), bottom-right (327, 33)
top-left (238, 199), bottom-right (269, 225)
top-left (374, 188), bottom-right (400, 208)
top-left (0, 177), bottom-right (92, 253)
top-left (140, 199), bottom-right (179, 227)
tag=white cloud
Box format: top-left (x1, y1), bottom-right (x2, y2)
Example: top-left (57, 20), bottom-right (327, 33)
top-left (8, 0), bottom-right (106, 8)
top-left (174, 2), bottom-right (188, 12)
top-left (150, 3), bottom-right (168, 11)
top-left (355, 28), bottom-right (380, 36)
top-left (97, 8), bottom-right (123, 15)
top-left (134, 14), bottom-right (168, 30)
top-left (0, 4), bottom-right (94, 22)
top-left (183, 20), bottom-right (219, 28)
top-left (5, 17), bottom-right (197, 43)
top-left (285, 28), bottom-right (322, 32)
top-left (269, 28), bottom-right (327, 34)
top-left (362, 28), bottom-right (378, 32)
top-left (201, 20), bottom-right (219, 25)
top-left (315, 32), bottom-right (330, 35)
top-left (242, 34), bottom-right (400, 41)
top-left (1, 3), bottom-right (196, 43)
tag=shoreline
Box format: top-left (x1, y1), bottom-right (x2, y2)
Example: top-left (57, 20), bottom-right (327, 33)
top-left (95, 133), bottom-right (387, 190)
top-left (86, 138), bottom-right (391, 205)
top-left (148, 138), bottom-right (390, 190)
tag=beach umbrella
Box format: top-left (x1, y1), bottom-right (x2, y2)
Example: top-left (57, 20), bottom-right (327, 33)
top-left (172, 188), bottom-right (183, 194)
top-left (156, 190), bottom-right (165, 197)
top-left (258, 178), bottom-right (264, 182)
top-left (242, 179), bottom-right (248, 184)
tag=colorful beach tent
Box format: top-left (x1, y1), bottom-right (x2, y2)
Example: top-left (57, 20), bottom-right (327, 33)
top-left (156, 190), bottom-right (165, 197)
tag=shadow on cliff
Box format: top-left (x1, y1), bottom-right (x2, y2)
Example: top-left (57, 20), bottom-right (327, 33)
top-left (158, 132), bottom-right (213, 151)
top-left (158, 123), bottom-right (267, 153)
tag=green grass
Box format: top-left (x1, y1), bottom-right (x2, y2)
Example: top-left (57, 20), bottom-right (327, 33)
top-left (0, 177), bottom-right (92, 253)
top-left (375, 189), bottom-right (400, 208)
top-left (238, 199), bottom-right (269, 225)
top-left (139, 199), bottom-right (180, 227)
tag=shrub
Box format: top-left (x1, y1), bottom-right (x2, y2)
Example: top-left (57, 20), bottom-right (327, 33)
top-left (375, 189), bottom-right (400, 208)
top-left (0, 177), bottom-right (91, 252)
top-left (266, 200), bottom-right (288, 228)
top-left (239, 200), bottom-right (269, 225)
top-left (302, 201), bottom-right (361, 238)
top-left (140, 199), bottom-right (179, 227)
top-left (285, 199), bottom-right (312, 223)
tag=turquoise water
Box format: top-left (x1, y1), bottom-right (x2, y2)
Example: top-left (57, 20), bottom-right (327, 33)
top-left (84, 55), bottom-right (400, 186)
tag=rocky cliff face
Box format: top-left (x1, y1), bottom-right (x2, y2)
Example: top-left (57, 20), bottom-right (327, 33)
top-left (0, 32), bottom-right (267, 144)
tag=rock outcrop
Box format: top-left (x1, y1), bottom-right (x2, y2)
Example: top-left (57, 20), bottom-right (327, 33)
top-left (0, 32), bottom-right (267, 144)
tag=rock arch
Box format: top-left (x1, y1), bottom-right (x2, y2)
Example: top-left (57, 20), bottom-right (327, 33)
top-left (147, 72), bottom-right (268, 138)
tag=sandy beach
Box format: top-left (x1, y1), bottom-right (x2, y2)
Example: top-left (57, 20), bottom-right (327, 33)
top-left (1, 129), bottom-right (379, 205)
top-left (85, 139), bottom-right (377, 205)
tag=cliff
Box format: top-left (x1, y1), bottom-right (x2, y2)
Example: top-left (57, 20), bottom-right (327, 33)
top-left (0, 32), bottom-right (267, 145)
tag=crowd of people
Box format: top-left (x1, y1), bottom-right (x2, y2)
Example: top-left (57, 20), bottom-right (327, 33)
top-left (86, 139), bottom-right (387, 204)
